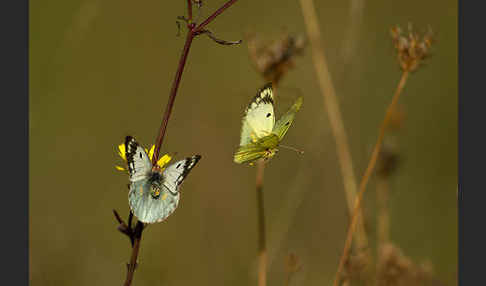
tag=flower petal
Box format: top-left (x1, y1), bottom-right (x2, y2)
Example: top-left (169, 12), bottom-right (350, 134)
top-left (115, 165), bottom-right (126, 171)
top-left (118, 143), bottom-right (126, 161)
top-left (157, 154), bottom-right (172, 168)
top-left (148, 145), bottom-right (155, 161)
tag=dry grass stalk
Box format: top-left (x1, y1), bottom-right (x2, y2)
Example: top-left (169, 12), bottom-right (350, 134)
top-left (376, 138), bottom-right (400, 246)
top-left (255, 159), bottom-right (267, 286)
top-left (338, 0), bottom-right (365, 78)
top-left (333, 24), bottom-right (434, 286)
top-left (298, 0), bottom-right (369, 252)
top-left (285, 253), bottom-right (302, 286)
top-left (333, 69), bottom-right (410, 286)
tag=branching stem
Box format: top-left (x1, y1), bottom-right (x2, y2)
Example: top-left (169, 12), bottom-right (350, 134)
top-left (332, 70), bottom-right (409, 286)
top-left (115, 1), bottom-right (240, 285)
top-left (152, 0), bottom-right (240, 166)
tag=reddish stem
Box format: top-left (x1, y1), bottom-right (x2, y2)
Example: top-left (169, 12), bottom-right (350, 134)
top-left (121, 1), bottom-right (240, 284)
top-left (195, 0), bottom-right (239, 32)
top-left (187, 0), bottom-right (193, 22)
top-left (152, 31), bottom-right (194, 166)
top-left (151, 0), bottom-right (239, 165)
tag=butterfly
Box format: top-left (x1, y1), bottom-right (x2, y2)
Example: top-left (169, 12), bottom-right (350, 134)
top-left (234, 83), bottom-right (303, 164)
top-left (124, 136), bottom-right (201, 224)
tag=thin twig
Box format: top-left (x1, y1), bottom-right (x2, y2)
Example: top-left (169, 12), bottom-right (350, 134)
top-left (187, 0), bottom-right (193, 22)
top-left (152, 0), bottom-right (240, 166)
top-left (298, 0), bottom-right (368, 250)
top-left (152, 31), bottom-right (195, 166)
top-left (256, 159), bottom-right (267, 286)
top-left (194, 0), bottom-right (238, 32)
top-left (338, 0), bottom-right (364, 78)
top-left (376, 177), bottom-right (390, 246)
top-left (124, 222), bottom-right (144, 286)
top-left (332, 70), bottom-right (410, 286)
top-left (200, 29), bottom-right (242, 45)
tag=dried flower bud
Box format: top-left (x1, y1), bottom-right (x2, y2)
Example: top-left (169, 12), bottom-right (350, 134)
top-left (391, 24), bottom-right (434, 72)
top-left (246, 32), bottom-right (306, 84)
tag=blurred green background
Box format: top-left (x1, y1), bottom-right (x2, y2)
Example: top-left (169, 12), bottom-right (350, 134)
top-left (30, 0), bottom-right (457, 285)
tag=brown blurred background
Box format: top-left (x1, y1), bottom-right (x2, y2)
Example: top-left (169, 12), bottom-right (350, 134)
top-left (30, 0), bottom-right (457, 285)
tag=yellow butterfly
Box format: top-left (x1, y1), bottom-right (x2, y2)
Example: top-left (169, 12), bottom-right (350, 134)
top-left (234, 83), bottom-right (303, 164)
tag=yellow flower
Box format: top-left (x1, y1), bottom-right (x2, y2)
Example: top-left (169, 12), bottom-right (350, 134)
top-left (116, 142), bottom-right (172, 171)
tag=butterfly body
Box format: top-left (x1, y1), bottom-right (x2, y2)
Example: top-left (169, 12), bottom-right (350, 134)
top-left (234, 133), bottom-right (280, 164)
top-left (234, 83), bottom-right (303, 164)
top-left (124, 136), bottom-right (201, 224)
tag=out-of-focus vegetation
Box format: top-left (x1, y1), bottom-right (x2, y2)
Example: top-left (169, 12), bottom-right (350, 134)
top-left (30, 0), bottom-right (457, 285)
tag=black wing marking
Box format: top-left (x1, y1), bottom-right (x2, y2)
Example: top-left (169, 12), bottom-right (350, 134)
top-left (125, 136), bottom-right (151, 182)
top-left (162, 155), bottom-right (201, 194)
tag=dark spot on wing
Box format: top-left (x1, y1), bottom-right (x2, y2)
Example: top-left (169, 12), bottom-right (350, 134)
top-left (285, 122), bottom-right (290, 126)
top-left (170, 155), bottom-right (202, 191)
top-left (266, 113), bottom-right (271, 118)
top-left (139, 152), bottom-right (142, 159)
top-left (125, 136), bottom-right (140, 176)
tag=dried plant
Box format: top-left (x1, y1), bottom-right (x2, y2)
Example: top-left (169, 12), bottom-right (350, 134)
top-left (246, 32), bottom-right (306, 85)
top-left (376, 243), bottom-right (442, 286)
top-left (332, 23), bottom-right (435, 286)
top-left (391, 24), bottom-right (434, 73)
top-left (299, 0), bottom-right (370, 257)
top-left (341, 249), bottom-right (373, 286)
top-left (285, 252), bottom-right (303, 286)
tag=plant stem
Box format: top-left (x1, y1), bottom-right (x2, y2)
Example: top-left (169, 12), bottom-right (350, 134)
top-left (118, 1), bottom-right (240, 285)
top-left (376, 177), bottom-right (390, 246)
top-left (152, 31), bottom-right (194, 166)
top-left (332, 70), bottom-right (409, 286)
top-left (124, 222), bottom-right (144, 286)
top-left (187, 0), bottom-right (193, 22)
top-left (256, 159), bottom-right (267, 286)
top-left (299, 0), bottom-right (368, 250)
top-left (152, 0), bottom-right (240, 166)
top-left (195, 0), bottom-right (239, 32)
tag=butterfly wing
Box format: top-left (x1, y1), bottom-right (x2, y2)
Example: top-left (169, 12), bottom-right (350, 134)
top-left (234, 143), bottom-right (268, 164)
top-left (125, 136), bottom-right (152, 182)
top-left (128, 179), bottom-right (181, 224)
top-left (240, 83), bottom-right (276, 146)
top-left (128, 155), bottom-right (201, 224)
top-left (272, 96), bottom-right (303, 140)
top-left (161, 155), bottom-right (202, 194)
top-left (234, 134), bottom-right (280, 164)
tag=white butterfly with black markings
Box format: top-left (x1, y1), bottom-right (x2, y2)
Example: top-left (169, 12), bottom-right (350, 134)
top-left (124, 136), bottom-right (201, 224)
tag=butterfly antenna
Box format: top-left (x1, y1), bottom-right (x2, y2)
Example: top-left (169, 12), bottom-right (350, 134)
top-left (279, 144), bottom-right (304, 154)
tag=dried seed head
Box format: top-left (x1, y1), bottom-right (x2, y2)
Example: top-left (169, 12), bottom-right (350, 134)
top-left (246, 32), bottom-right (306, 85)
top-left (377, 243), bottom-right (441, 286)
top-left (341, 248), bottom-right (372, 285)
top-left (391, 24), bottom-right (434, 72)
